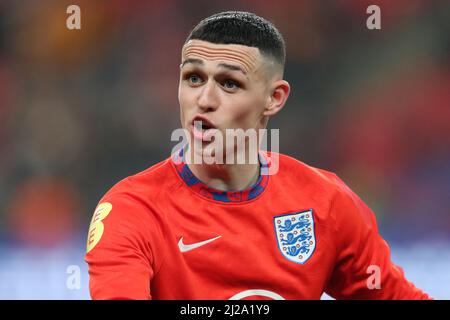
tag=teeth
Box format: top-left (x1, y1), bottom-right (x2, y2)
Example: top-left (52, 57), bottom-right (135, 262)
top-left (194, 120), bottom-right (212, 130)
top-left (193, 119), bottom-right (214, 131)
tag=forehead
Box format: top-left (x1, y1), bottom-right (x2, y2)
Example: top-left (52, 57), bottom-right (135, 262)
top-left (181, 40), bottom-right (262, 74)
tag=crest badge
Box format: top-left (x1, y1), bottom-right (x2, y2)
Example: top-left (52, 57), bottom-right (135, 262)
top-left (274, 209), bottom-right (316, 264)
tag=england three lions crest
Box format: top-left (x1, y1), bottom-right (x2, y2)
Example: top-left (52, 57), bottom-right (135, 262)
top-left (274, 209), bottom-right (316, 264)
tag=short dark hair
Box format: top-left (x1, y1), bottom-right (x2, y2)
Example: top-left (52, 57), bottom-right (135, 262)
top-left (185, 11), bottom-right (286, 71)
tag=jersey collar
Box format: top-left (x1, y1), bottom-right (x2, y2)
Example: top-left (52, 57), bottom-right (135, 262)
top-left (171, 148), bottom-right (269, 203)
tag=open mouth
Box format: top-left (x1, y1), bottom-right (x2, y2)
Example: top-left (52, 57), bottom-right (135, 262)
top-left (192, 116), bottom-right (215, 130)
top-left (191, 116), bottom-right (217, 140)
top-left (198, 122), bottom-right (213, 130)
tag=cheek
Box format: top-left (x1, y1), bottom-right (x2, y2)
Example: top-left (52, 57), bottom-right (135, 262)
top-left (178, 84), bottom-right (187, 107)
top-left (228, 93), bottom-right (266, 124)
top-left (178, 87), bottom-right (192, 128)
top-left (178, 86), bottom-right (194, 114)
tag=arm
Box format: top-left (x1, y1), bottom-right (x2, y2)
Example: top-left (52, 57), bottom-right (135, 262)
top-left (325, 176), bottom-right (431, 300)
top-left (85, 195), bottom-right (160, 299)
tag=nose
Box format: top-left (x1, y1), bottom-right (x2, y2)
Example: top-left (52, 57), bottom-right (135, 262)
top-left (197, 80), bottom-right (219, 112)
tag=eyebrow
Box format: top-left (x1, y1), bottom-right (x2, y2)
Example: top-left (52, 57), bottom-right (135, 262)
top-left (181, 58), bottom-right (203, 68)
top-left (218, 63), bottom-right (247, 75)
top-left (181, 58), bottom-right (247, 75)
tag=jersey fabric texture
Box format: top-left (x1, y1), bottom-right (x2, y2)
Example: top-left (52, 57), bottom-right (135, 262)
top-left (85, 151), bottom-right (430, 300)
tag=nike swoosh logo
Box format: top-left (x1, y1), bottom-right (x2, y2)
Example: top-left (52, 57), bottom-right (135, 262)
top-left (178, 235), bottom-right (221, 253)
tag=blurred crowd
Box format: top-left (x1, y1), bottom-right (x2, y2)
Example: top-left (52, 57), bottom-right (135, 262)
top-left (0, 0), bottom-right (449, 250)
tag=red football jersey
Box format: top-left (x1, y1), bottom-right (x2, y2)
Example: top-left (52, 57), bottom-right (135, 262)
top-left (85, 151), bottom-right (430, 300)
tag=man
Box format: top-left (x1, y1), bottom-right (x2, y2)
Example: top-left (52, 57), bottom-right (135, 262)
top-left (85, 11), bottom-right (430, 299)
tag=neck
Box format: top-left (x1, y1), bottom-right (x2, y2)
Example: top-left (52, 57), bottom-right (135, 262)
top-left (185, 147), bottom-right (261, 191)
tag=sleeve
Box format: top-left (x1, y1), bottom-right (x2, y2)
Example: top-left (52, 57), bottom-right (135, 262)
top-left (325, 176), bottom-right (431, 300)
top-left (84, 194), bottom-right (163, 300)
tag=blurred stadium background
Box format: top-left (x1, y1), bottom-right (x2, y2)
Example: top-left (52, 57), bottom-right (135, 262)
top-left (0, 0), bottom-right (449, 299)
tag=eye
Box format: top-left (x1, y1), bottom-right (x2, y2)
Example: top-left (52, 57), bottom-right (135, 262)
top-left (186, 74), bottom-right (203, 86)
top-left (222, 79), bottom-right (240, 91)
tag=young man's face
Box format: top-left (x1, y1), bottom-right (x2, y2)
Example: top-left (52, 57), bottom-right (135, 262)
top-left (178, 39), bottom-right (279, 155)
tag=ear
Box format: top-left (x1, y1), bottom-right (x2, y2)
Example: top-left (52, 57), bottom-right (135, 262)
top-left (263, 80), bottom-right (290, 117)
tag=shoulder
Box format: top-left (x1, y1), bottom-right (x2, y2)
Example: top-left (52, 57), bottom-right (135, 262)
top-left (86, 158), bottom-right (177, 253)
top-left (273, 152), bottom-right (371, 221)
top-left (279, 153), bottom-right (375, 228)
top-left (272, 152), bottom-right (344, 193)
top-left (93, 157), bottom-right (179, 224)
top-left (102, 157), bottom-right (178, 202)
